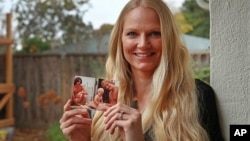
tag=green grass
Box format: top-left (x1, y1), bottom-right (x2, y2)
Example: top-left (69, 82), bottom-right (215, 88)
top-left (46, 122), bottom-right (68, 141)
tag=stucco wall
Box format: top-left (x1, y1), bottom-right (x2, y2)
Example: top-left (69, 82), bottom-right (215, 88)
top-left (210, 0), bottom-right (250, 140)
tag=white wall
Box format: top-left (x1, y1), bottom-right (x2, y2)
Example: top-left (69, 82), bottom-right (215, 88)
top-left (210, 0), bottom-right (250, 140)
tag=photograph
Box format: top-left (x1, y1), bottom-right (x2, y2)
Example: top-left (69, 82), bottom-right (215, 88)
top-left (70, 76), bottom-right (119, 111)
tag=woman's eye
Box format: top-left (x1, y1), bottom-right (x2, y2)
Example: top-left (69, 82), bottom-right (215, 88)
top-left (150, 31), bottom-right (161, 37)
top-left (127, 32), bottom-right (137, 37)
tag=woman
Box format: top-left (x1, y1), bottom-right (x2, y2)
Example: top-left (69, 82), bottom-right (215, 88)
top-left (101, 80), bottom-right (118, 105)
top-left (60, 0), bottom-right (224, 141)
top-left (71, 77), bottom-right (88, 106)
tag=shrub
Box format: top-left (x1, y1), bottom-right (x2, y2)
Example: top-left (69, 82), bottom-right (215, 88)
top-left (46, 122), bottom-right (67, 141)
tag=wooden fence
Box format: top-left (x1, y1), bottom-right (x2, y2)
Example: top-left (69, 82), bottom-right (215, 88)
top-left (0, 54), bottom-right (107, 128)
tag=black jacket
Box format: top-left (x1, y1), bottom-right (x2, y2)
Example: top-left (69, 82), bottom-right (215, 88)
top-left (196, 79), bottom-right (224, 141)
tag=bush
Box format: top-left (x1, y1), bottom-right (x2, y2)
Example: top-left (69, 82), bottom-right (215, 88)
top-left (46, 122), bottom-right (67, 141)
top-left (193, 65), bottom-right (210, 83)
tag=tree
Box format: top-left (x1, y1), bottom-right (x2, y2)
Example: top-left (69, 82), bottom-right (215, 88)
top-left (15, 0), bottom-right (93, 46)
top-left (92, 24), bottom-right (113, 36)
top-left (16, 36), bottom-right (51, 54)
top-left (174, 12), bottom-right (193, 34)
top-left (181, 0), bottom-right (210, 38)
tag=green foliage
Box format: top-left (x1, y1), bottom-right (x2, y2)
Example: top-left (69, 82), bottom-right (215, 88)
top-left (14, 0), bottom-right (93, 45)
top-left (83, 58), bottom-right (105, 78)
top-left (174, 12), bottom-right (193, 33)
top-left (181, 0), bottom-right (210, 38)
top-left (46, 122), bottom-right (68, 141)
top-left (193, 64), bottom-right (210, 83)
top-left (16, 37), bottom-right (51, 54)
top-left (73, 57), bottom-right (106, 78)
top-left (87, 59), bottom-right (105, 78)
top-left (92, 24), bottom-right (114, 36)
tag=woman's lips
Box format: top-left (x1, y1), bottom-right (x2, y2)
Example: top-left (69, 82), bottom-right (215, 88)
top-left (134, 52), bottom-right (154, 57)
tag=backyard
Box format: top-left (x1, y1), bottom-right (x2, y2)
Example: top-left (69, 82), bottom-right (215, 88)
top-left (0, 54), bottom-right (210, 141)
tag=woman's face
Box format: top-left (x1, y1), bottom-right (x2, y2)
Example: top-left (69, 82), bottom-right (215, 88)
top-left (101, 81), bottom-right (113, 90)
top-left (77, 80), bottom-right (81, 85)
top-left (122, 6), bottom-right (162, 75)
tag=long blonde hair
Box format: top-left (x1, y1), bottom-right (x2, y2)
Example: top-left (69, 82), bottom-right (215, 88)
top-left (92, 0), bottom-right (209, 141)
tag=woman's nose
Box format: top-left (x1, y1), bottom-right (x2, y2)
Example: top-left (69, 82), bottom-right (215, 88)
top-left (137, 35), bottom-right (150, 48)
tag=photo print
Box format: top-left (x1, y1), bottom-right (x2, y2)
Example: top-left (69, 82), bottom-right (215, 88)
top-left (71, 76), bottom-right (119, 111)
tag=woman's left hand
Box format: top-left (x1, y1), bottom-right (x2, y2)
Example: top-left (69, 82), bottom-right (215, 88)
top-left (103, 103), bottom-right (144, 141)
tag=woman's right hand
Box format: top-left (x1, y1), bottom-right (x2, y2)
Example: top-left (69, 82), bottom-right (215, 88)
top-left (59, 99), bottom-right (92, 141)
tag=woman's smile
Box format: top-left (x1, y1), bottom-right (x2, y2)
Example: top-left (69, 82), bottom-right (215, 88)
top-left (122, 6), bottom-right (162, 74)
top-left (134, 52), bottom-right (155, 57)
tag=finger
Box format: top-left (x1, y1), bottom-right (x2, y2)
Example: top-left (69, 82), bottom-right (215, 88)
top-left (104, 103), bottom-right (129, 117)
top-left (60, 108), bottom-right (89, 123)
top-left (105, 110), bottom-right (129, 131)
top-left (108, 113), bottom-right (143, 135)
top-left (104, 106), bottom-right (128, 130)
top-left (104, 112), bottom-right (120, 130)
top-left (103, 107), bottom-right (121, 124)
top-left (61, 122), bottom-right (90, 136)
top-left (108, 120), bottom-right (118, 134)
top-left (109, 120), bottom-right (128, 134)
top-left (64, 99), bottom-right (72, 112)
top-left (107, 119), bottom-right (130, 135)
top-left (60, 116), bottom-right (92, 129)
top-left (103, 103), bottom-right (123, 117)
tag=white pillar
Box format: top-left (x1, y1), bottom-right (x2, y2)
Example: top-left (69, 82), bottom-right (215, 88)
top-left (210, 0), bottom-right (250, 140)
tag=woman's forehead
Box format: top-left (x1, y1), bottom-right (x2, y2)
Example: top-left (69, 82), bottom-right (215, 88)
top-left (122, 6), bottom-right (160, 31)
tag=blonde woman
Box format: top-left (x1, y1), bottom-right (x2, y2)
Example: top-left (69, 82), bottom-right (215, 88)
top-left (60, 0), bottom-right (224, 141)
top-left (101, 80), bottom-right (118, 105)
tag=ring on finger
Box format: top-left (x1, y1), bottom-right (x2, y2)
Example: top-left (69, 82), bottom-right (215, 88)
top-left (119, 111), bottom-right (124, 120)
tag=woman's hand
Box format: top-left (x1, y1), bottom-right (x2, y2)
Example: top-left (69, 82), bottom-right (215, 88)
top-left (59, 99), bottom-right (92, 141)
top-left (103, 103), bottom-right (144, 141)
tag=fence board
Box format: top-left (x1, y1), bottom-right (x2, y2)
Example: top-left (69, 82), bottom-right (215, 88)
top-left (0, 54), bottom-right (107, 128)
